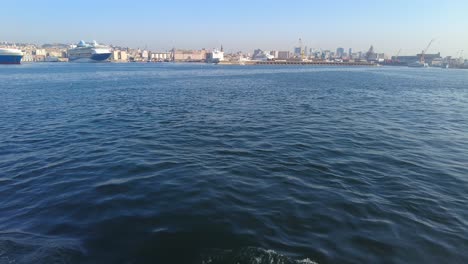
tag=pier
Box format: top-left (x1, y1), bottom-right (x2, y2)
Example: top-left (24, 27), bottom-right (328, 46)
top-left (244, 60), bottom-right (376, 66)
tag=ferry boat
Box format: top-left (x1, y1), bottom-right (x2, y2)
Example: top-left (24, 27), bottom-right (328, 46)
top-left (68, 40), bottom-right (111, 62)
top-left (0, 48), bottom-right (23, 64)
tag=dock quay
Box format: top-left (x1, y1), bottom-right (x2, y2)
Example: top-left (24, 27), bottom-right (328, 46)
top-left (244, 61), bottom-right (376, 66)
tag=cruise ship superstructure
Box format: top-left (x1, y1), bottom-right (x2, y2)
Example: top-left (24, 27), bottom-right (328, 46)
top-left (68, 40), bottom-right (111, 62)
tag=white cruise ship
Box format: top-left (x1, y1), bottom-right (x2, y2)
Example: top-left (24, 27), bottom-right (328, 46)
top-left (68, 40), bottom-right (111, 62)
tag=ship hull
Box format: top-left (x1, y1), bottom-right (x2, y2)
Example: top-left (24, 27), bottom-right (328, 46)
top-left (69, 53), bottom-right (111, 63)
top-left (0, 55), bottom-right (23, 64)
top-left (91, 53), bottom-right (111, 61)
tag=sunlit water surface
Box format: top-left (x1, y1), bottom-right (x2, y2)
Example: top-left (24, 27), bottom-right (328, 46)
top-left (1, 63), bottom-right (467, 264)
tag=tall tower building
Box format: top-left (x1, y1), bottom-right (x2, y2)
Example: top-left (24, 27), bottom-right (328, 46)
top-left (336, 47), bottom-right (344, 58)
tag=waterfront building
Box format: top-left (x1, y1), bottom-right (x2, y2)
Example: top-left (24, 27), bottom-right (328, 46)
top-left (34, 49), bottom-right (46, 56)
top-left (277, 51), bottom-right (290, 60)
top-left (22, 52), bottom-right (34, 62)
top-left (47, 51), bottom-right (62, 58)
top-left (126, 48), bottom-right (141, 61)
top-left (173, 49), bottom-right (207, 62)
top-left (252, 49), bottom-right (274, 61)
top-left (141, 50), bottom-right (149, 60)
top-left (269, 50), bottom-right (279, 59)
top-left (322, 50), bottom-right (331, 60)
top-left (417, 53), bottom-right (441, 65)
top-left (366, 52), bottom-right (385, 63)
top-left (151, 52), bottom-right (171, 61)
top-left (120, 51), bottom-right (128, 61)
top-left (394, 55), bottom-right (418, 65)
top-left (294, 47), bottom-right (302, 57)
top-left (34, 55), bottom-right (46, 62)
top-left (364, 46), bottom-right (388, 62)
top-left (112, 50), bottom-right (119, 61)
top-left (111, 50), bottom-right (129, 62)
top-left (336, 47), bottom-right (344, 58)
top-left (45, 56), bottom-right (59, 62)
top-left (393, 53), bottom-right (441, 66)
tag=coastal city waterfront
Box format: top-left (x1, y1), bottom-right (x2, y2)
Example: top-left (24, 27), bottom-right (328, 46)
top-left (1, 39), bottom-right (468, 68)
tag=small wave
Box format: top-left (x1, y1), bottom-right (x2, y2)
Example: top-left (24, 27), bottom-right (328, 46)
top-left (0, 232), bottom-right (83, 264)
top-left (201, 247), bottom-right (317, 264)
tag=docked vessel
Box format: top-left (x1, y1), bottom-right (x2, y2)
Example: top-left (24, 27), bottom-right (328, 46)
top-left (408, 61), bottom-right (428, 68)
top-left (408, 39), bottom-right (435, 68)
top-left (0, 48), bottom-right (23, 64)
top-left (68, 40), bottom-right (111, 62)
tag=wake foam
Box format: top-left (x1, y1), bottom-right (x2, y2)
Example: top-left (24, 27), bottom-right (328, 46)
top-left (201, 247), bottom-right (317, 264)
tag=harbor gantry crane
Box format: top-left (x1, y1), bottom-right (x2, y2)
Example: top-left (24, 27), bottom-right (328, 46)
top-left (395, 49), bottom-right (402, 62)
top-left (420, 39), bottom-right (435, 64)
top-left (298, 38), bottom-right (305, 60)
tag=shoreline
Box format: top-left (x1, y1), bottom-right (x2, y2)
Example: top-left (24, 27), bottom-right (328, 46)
top-left (219, 61), bottom-right (376, 66)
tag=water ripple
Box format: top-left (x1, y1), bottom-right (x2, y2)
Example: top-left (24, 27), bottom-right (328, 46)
top-left (1, 64), bottom-right (468, 263)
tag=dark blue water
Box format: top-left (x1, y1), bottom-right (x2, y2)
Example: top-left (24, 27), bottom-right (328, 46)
top-left (1, 63), bottom-right (467, 264)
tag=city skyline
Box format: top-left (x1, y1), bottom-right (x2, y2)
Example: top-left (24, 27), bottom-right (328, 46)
top-left (2, 0), bottom-right (468, 56)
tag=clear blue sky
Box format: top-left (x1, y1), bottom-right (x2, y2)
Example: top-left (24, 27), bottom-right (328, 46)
top-left (2, 0), bottom-right (468, 56)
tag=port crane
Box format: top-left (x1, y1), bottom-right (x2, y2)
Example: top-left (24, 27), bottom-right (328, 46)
top-left (420, 39), bottom-right (435, 64)
top-left (298, 38), bottom-right (305, 60)
top-left (394, 49), bottom-right (401, 62)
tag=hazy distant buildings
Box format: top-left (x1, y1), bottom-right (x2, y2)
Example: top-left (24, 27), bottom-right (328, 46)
top-left (293, 47), bottom-right (302, 57)
top-left (364, 45), bottom-right (385, 62)
top-left (173, 49), bottom-right (207, 62)
top-left (269, 50), bottom-right (279, 58)
top-left (252, 49), bottom-right (274, 61)
top-left (336, 47), bottom-right (344, 58)
top-left (277, 51), bottom-right (290, 60)
top-left (151, 52), bottom-right (171, 61)
top-left (141, 50), bottom-right (149, 60)
top-left (34, 49), bottom-right (46, 56)
top-left (5, 39), bottom-right (461, 67)
top-left (112, 50), bottom-right (128, 62)
top-left (391, 52), bottom-right (441, 65)
top-left (111, 50), bottom-right (119, 61)
top-left (392, 55), bottom-right (417, 64)
top-left (22, 53), bottom-right (34, 62)
top-left (120, 51), bottom-right (128, 61)
top-left (47, 50), bottom-right (63, 58)
top-left (417, 52), bottom-right (441, 65)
